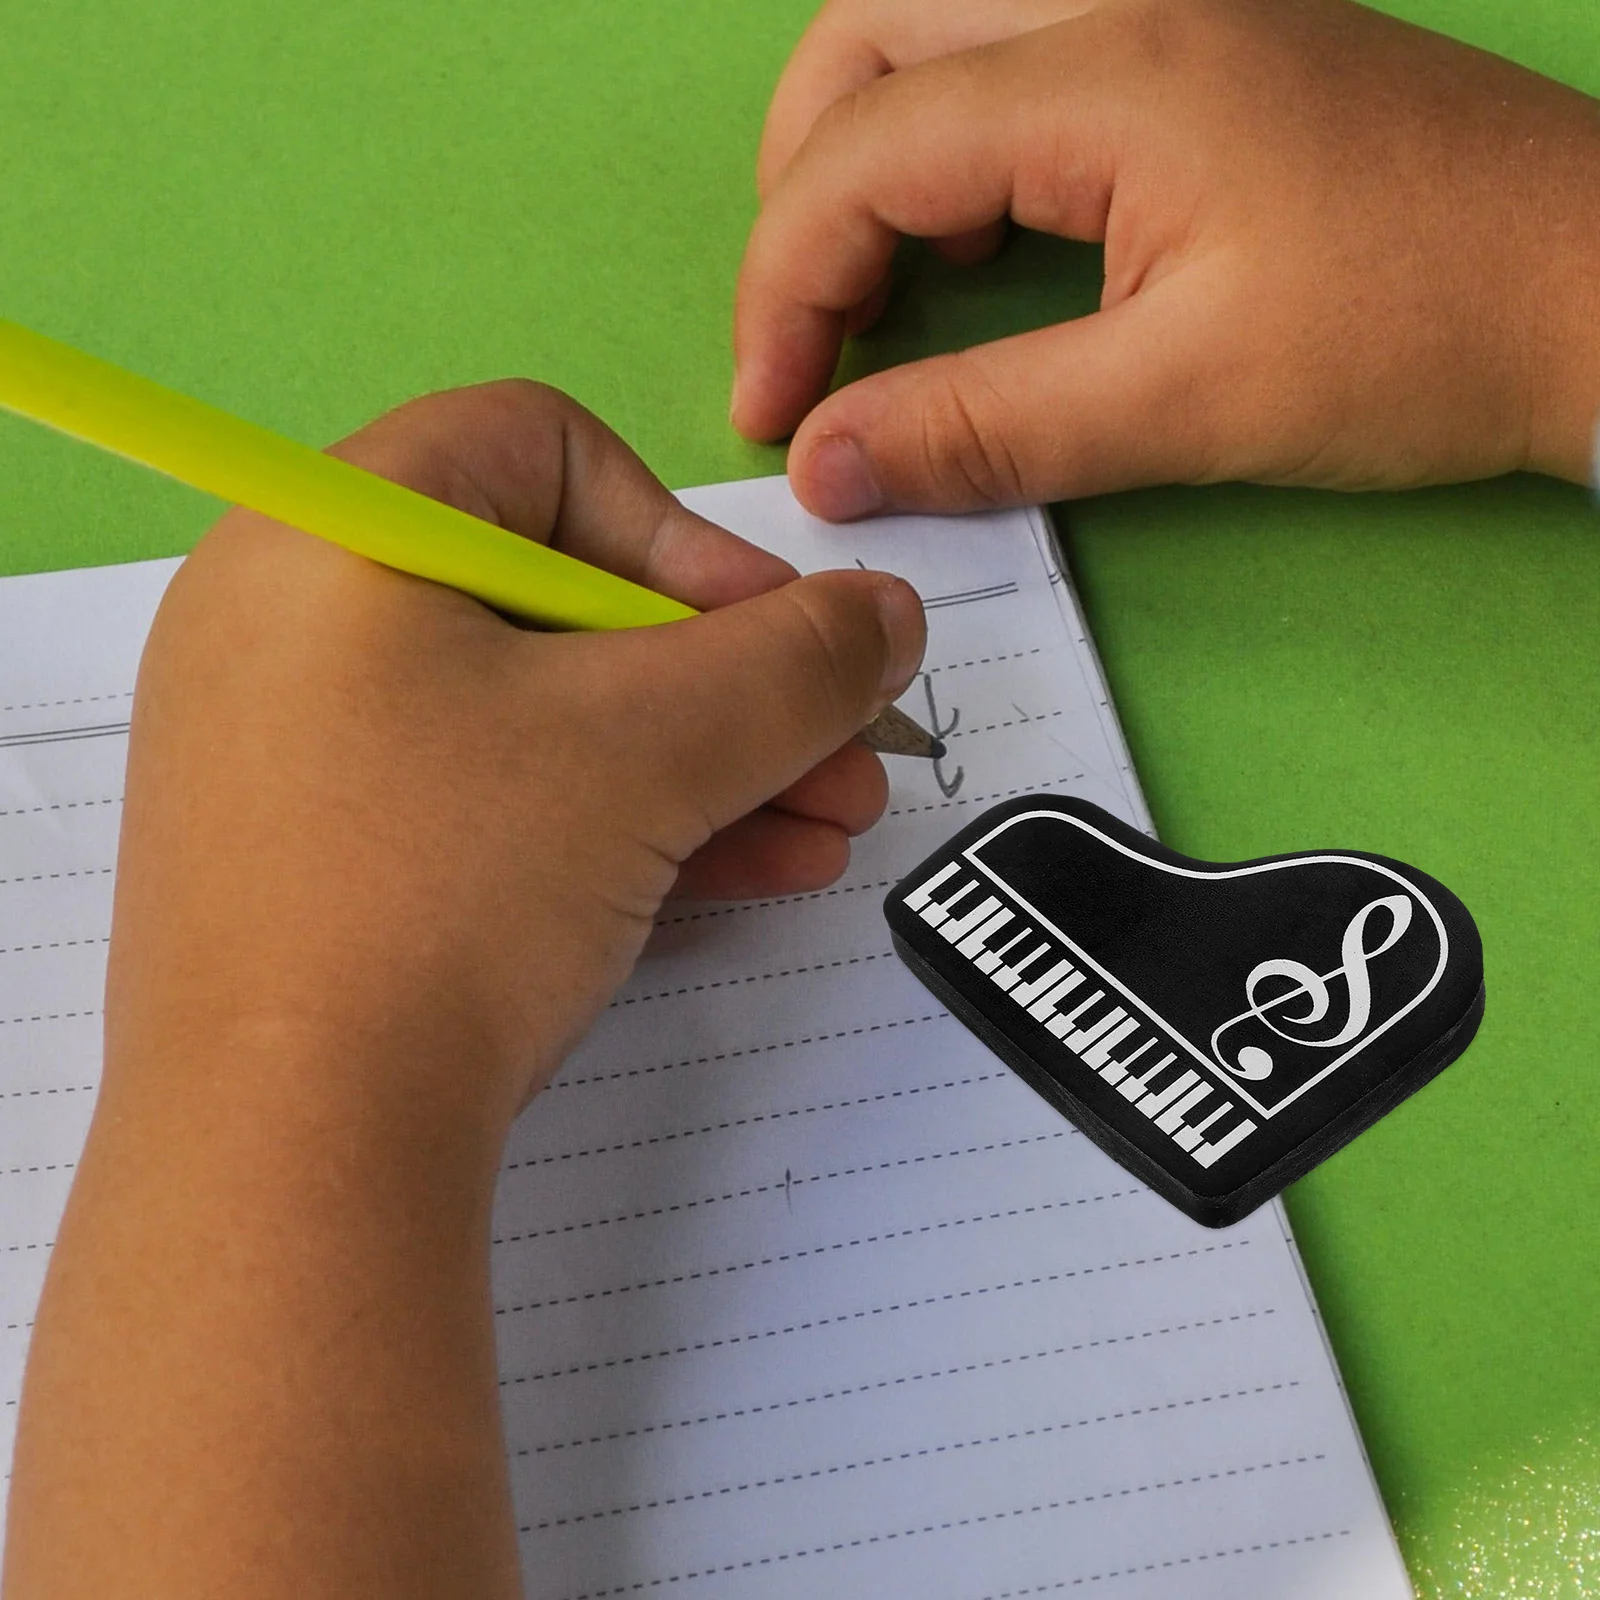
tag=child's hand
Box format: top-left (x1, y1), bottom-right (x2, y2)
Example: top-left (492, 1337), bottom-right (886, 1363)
top-left (16, 386), bottom-right (931, 1600)
top-left (733, 0), bottom-right (1600, 514)
top-left (12, 382), bottom-right (933, 1600)
top-left (112, 380), bottom-right (926, 1123)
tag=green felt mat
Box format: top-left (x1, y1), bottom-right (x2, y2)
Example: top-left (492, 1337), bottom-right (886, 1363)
top-left (2, 2), bottom-right (1596, 1592)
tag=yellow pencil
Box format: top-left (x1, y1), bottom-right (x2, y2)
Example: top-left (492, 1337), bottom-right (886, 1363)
top-left (0, 318), bottom-right (942, 758)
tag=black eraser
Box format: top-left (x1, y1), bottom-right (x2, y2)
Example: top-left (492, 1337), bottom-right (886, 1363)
top-left (885, 795), bottom-right (1484, 1227)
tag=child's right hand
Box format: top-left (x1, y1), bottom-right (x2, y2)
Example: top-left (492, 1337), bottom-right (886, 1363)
top-left (734, 0), bottom-right (1600, 514)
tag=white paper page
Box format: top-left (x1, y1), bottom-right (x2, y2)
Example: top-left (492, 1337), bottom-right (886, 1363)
top-left (0, 482), bottom-right (1411, 1597)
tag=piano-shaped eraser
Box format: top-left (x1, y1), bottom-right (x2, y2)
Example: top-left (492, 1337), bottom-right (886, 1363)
top-left (885, 796), bottom-right (1484, 1227)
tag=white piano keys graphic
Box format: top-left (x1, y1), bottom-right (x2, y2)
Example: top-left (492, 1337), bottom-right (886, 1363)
top-left (904, 862), bottom-right (962, 922)
top-left (903, 863), bottom-right (1258, 1170)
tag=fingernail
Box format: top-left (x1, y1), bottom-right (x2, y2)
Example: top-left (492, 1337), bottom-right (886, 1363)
top-left (728, 367), bottom-right (746, 430)
top-left (874, 577), bottom-right (926, 698)
top-left (804, 433), bottom-right (884, 521)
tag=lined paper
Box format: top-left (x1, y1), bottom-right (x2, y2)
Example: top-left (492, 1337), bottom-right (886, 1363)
top-left (0, 479), bottom-right (1412, 1596)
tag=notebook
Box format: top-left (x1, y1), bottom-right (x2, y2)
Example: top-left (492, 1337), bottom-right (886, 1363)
top-left (0, 476), bottom-right (1412, 1597)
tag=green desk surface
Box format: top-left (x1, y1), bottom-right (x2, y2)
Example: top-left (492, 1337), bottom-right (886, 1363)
top-left (1, 2), bottom-right (1595, 1592)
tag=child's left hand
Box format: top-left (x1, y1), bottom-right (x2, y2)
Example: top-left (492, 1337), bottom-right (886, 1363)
top-left (5, 380), bottom-right (928, 1600)
top-left (109, 379), bottom-right (927, 1121)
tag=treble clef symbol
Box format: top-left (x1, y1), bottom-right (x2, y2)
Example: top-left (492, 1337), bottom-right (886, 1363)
top-left (1210, 894), bottom-right (1415, 1080)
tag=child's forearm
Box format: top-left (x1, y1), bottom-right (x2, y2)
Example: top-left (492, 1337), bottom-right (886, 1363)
top-left (6, 1019), bottom-right (521, 1600)
top-left (1523, 174), bottom-right (1600, 485)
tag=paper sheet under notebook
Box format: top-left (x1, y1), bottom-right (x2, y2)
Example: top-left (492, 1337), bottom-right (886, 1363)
top-left (0, 476), bottom-right (1411, 1598)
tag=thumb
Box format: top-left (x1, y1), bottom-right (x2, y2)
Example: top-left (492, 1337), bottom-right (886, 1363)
top-left (610, 568), bottom-right (927, 843)
top-left (787, 276), bottom-right (1221, 516)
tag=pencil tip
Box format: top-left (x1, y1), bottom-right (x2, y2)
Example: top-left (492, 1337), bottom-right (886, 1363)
top-left (858, 703), bottom-right (945, 760)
